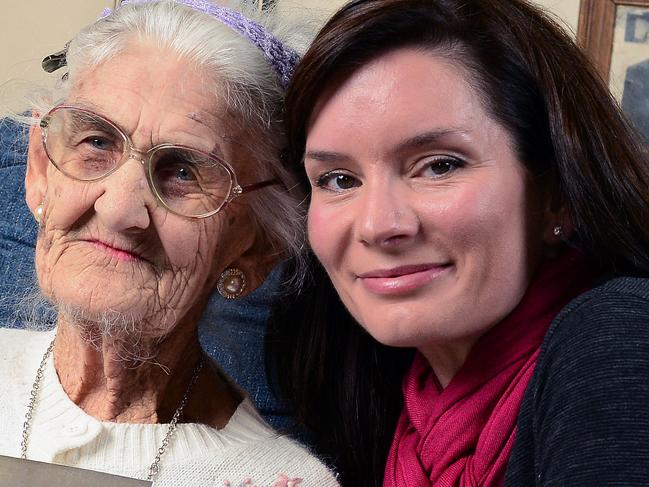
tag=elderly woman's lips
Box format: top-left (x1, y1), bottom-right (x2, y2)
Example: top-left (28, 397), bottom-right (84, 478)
top-left (90, 240), bottom-right (142, 262)
top-left (358, 263), bottom-right (452, 295)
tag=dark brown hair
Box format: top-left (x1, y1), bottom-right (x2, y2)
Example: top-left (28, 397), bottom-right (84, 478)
top-left (268, 0), bottom-right (649, 484)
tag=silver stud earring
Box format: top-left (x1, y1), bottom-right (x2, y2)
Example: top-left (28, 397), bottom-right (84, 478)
top-left (217, 268), bottom-right (246, 300)
top-left (553, 225), bottom-right (563, 236)
top-left (34, 204), bottom-right (44, 224)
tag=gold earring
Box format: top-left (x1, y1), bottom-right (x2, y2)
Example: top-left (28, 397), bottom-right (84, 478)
top-left (34, 204), bottom-right (44, 224)
top-left (217, 268), bottom-right (246, 299)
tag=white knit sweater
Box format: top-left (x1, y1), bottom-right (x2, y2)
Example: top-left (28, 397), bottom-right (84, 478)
top-left (0, 328), bottom-right (339, 487)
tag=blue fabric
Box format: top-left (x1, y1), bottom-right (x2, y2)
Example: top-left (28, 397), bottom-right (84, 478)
top-left (0, 119), bottom-right (41, 326)
top-left (0, 117), bottom-right (292, 430)
top-left (622, 59), bottom-right (649, 143)
top-left (198, 266), bottom-right (295, 430)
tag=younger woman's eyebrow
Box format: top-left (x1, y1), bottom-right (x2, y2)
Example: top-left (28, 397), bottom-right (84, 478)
top-left (304, 149), bottom-right (353, 164)
top-left (392, 128), bottom-right (468, 155)
top-left (306, 128), bottom-right (470, 162)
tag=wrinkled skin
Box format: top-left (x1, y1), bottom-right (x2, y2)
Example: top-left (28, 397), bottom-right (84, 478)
top-left (25, 43), bottom-right (267, 423)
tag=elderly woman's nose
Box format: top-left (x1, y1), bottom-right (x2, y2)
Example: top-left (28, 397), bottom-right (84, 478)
top-left (93, 159), bottom-right (153, 231)
top-left (355, 179), bottom-right (419, 247)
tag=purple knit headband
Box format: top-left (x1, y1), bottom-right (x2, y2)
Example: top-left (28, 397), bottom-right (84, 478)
top-left (101, 0), bottom-right (300, 88)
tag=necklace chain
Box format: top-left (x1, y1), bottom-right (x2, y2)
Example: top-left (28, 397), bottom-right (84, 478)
top-left (20, 338), bottom-right (54, 459)
top-left (21, 337), bottom-right (205, 483)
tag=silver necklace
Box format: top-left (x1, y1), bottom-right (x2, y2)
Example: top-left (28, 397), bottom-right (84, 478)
top-left (21, 337), bottom-right (205, 483)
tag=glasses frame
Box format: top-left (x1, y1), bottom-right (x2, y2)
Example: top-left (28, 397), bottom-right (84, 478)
top-left (39, 105), bottom-right (277, 219)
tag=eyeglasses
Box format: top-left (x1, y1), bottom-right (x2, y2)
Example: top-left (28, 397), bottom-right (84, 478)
top-left (39, 105), bottom-right (277, 219)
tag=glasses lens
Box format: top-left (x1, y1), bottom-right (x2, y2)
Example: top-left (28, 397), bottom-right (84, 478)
top-left (43, 108), bottom-right (125, 180)
top-left (150, 147), bottom-right (233, 217)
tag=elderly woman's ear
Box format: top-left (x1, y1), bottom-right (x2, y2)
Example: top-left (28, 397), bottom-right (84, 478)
top-left (223, 231), bottom-right (280, 297)
top-left (25, 122), bottom-right (49, 218)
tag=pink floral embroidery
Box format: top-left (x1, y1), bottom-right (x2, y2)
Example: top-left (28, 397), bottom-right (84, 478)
top-left (271, 473), bottom-right (303, 487)
top-left (222, 474), bottom-right (302, 487)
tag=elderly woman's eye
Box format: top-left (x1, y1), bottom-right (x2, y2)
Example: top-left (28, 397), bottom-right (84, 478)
top-left (174, 166), bottom-right (198, 181)
top-left (152, 154), bottom-right (206, 203)
top-left (87, 137), bottom-right (112, 150)
top-left (156, 152), bottom-right (201, 181)
top-left (418, 157), bottom-right (464, 178)
top-left (315, 171), bottom-right (361, 192)
top-left (76, 133), bottom-right (117, 152)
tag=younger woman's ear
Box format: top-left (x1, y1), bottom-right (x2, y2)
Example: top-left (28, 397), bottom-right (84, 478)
top-left (539, 174), bottom-right (574, 244)
top-left (542, 205), bottom-right (574, 244)
top-left (25, 122), bottom-right (49, 214)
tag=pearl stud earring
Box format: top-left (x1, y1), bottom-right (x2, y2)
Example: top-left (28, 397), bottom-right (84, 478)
top-left (34, 204), bottom-right (44, 224)
top-left (217, 268), bottom-right (246, 299)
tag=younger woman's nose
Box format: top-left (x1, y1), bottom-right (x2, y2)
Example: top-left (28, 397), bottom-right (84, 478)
top-left (355, 180), bottom-right (420, 248)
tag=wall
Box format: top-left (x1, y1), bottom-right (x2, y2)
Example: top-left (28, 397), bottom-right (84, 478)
top-left (1, 0), bottom-right (580, 114)
top-left (0, 1), bottom-right (116, 115)
top-left (534, 0), bottom-right (581, 35)
top-left (280, 0), bottom-right (581, 34)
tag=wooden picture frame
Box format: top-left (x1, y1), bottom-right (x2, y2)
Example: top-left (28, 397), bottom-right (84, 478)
top-left (578, 0), bottom-right (649, 141)
top-left (578, 0), bottom-right (649, 77)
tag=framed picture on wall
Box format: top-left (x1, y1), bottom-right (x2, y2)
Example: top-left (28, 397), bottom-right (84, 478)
top-left (579, 0), bottom-right (649, 141)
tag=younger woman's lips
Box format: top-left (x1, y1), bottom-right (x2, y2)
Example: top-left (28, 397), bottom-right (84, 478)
top-left (358, 264), bottom-right (452, 295)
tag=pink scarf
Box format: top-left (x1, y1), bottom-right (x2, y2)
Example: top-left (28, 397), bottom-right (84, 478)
top-left (384, 251), bottom-right (595, 487)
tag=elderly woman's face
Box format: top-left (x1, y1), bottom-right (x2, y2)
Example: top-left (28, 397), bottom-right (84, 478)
top-left (28, 44), bottom-right (258, 334)
top-left (304, 48), bottom-right (552, 357)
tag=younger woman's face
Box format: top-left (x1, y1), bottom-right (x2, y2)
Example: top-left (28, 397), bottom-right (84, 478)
top-left (304, 48), bottom-right (550, 361)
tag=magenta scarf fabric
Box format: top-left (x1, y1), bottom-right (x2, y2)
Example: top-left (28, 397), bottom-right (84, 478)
top-left (384, 251), bottom-right (595, 487)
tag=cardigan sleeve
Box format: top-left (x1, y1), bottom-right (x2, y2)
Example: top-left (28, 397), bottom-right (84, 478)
top-left (511, 284), bottom-right (649, 486)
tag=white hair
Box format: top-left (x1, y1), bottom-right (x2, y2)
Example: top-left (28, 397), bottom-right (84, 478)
top-left (21, 0), bottom-right (316, 282)
top-left (12, 281), bottom-right (172, 367)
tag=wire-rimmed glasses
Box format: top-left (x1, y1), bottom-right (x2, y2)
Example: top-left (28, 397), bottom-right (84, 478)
top-left (39, 105), bottom-right (277, 219)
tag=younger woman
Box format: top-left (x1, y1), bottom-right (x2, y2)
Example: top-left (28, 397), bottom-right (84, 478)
top-left (270, 0), bottom-right (649, 485)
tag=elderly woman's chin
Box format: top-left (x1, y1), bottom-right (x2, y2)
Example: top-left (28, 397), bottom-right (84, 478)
top-left (34, 244), bottom-right (206, 341)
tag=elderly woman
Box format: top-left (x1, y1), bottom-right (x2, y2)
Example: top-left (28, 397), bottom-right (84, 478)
top-left (0, 1), bottom-right (339, 485)
top-left (269, 0), bottom-right (649, 485)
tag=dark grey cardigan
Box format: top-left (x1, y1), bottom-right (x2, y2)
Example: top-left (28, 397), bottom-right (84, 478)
top-left (504, 276), bottom-right (649, 486)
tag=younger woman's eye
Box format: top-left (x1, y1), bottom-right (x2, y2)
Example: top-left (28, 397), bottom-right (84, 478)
top-left (315, 171), bottom-right (361, 192)
top-left (417, 157), bottom-right (464, 178)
